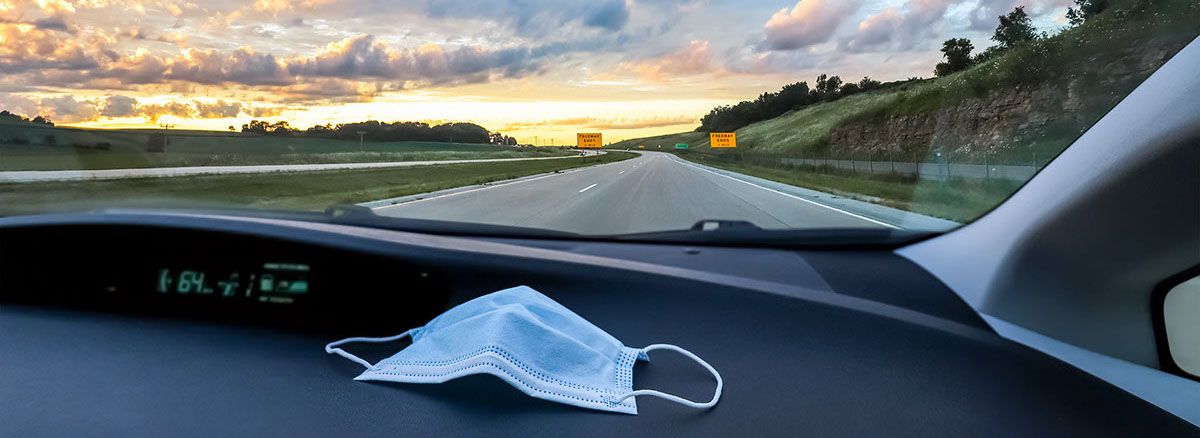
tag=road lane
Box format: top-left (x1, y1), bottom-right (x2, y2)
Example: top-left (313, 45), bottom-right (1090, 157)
top-left (373, 151), bottom-right (953, 235)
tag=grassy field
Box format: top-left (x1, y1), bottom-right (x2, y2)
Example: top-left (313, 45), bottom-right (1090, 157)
top-left (0, 122), bottom-right (570, 171)
top-left (682, 153), bottom-right (1020, 222)
top-left (609, 131), bottom-right (710, 151)
top-left (0, 152), bottom-right (634, 215)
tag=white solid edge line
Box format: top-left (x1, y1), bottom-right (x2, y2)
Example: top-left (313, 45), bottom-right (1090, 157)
top-left (670, 155), bottom-right (900, 229)
top-left (372, 172), bottom-right (561, 210)
top-left (578, 183), bottom-right (598, 193)
top-left (372, 152), bottom-right (639, 210)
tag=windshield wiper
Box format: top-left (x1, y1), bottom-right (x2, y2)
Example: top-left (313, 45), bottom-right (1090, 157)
top-left (610, 219), bottom-right (934, 247)
top-left (320, 205), bottom-right (582, 238)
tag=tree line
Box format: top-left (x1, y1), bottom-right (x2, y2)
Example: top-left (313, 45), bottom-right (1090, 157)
top-left (0, 110), bottom-right (54, 126)
top-left (0, 108), bottom-right (516, 146)
top-left (698, 0), bottom-right (1109, 134)
top-left (698, 74), bottom-right (894, 133)
top-left (934, 1), bottom-right (1106, 77)
top-left (239, 120), bottom-right (513, 144)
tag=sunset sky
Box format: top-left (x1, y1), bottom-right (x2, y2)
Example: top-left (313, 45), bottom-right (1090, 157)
top-left (0, 0), bottom-right (1073, 144)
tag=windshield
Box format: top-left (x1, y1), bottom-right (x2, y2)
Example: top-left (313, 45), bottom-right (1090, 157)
top-left (1, 0), bottom-right (1196, 239)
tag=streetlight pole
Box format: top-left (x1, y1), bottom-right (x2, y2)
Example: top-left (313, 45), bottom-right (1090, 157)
top-left (356, 131), bottom-right (366, 152)
top-left (158, 123), bottom-right (175, 153)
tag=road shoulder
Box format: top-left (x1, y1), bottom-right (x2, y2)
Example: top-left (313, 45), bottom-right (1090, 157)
top-left (667, 153), bottom-right (959, 231)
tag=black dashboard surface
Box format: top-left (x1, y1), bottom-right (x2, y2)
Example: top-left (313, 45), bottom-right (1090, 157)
top-left (1, 214), bottom-right (1194, 437)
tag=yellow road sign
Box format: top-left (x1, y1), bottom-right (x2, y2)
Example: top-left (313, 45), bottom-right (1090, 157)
top-left (710, 132), bottom-right (737, 148)
top-left (576, 133), bottom-right (603, 149)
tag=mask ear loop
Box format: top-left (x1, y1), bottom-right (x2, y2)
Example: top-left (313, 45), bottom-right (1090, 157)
top-left (324, 329), bottom-right (417, 369)
top-left (614, 344), bottom-right (723, 409)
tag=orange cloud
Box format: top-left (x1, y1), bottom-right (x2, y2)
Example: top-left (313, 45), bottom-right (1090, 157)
top-left (500, 115), bottom-right (696, 131)
top-left (618, 40), bottom-right (714, 82)
top-left (0, 23), bottom-right (100, 72)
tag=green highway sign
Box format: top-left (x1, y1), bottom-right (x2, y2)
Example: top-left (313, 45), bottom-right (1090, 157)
top-left (675, 144), bottom-right (688, 149)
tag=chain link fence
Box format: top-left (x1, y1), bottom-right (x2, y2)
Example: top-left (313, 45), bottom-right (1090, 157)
top-left (687, 151), bottom-right (1046, 182)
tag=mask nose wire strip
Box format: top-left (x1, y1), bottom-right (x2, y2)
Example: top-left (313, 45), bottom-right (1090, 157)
top-left (614, 344), bottom-right (723, 409)
top-left (324, 329), bottom-right (416, 369)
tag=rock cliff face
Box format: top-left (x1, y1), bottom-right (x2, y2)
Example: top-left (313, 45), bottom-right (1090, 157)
top-left (826, 43), bottom-right (1179, 161)
top-left (827, 85), bottom-right (1072, 159)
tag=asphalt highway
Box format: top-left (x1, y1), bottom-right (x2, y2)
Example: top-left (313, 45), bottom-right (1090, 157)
top-left (373, 151), bottom-right (956, 235)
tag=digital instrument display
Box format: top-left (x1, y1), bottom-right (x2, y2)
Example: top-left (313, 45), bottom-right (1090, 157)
top-left (154, 262), bottom-right (311, 305)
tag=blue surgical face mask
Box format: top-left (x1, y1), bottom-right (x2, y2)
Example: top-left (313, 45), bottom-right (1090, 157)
top-left (325, 285), bottom-right (722, 415)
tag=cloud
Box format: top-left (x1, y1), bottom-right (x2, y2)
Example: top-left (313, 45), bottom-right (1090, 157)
top-left (134, 101), bottom-right (193, 123)
top-left (500, 117), bottom-right (594, 130)
top-left (101, 95), bottom-right (137, 117)
top-left (275, 79), bottom-right (376, 102)
top-left (0, 93), bottom-right (291, 123)
top-left (760, 0), bottom-right (864, 51)
top-left (583, 0), bottom-right (632, 31)
top-left (967, 0), bottom-right (1073, 31)
top-left (0, 23), bottom-right (103, 73)
top-left (840, 0), bottom-right (956, 52)
top-left (0, 0), bottom-right (75, 32)
top-left (33, 96), bottom-right (91, 122)
top-left (587, 116), bottom-right (697, 130)
top-left (194, 99), bottom-right (243, 118)
top-left (133, 99), bottom-right (288, 123)
top-left (1, 28), bottom-right (613, 99)
top-left (618, 40), bottom-right (714, 81)
top-left (165, 47), bottom-right (292, 86)
top-left (246, 105), bottom-right (287, 117)
top-left (252, 0), bottom-right (339, 14)
top-left (0, 93), bottom-right (43, 117)
top-left (101, 48), bottom-right (170, 84)
top-left (421, 0), bottom-right (635, 35)
top-left (39, 95), bottom-right (99, 123)
top-left (0, 0), bottom-right (652, 102)
top-left (269, 34), bottom-right (598, 87)
top-left (500, 115), bottom-right (696, 131)
top-left (968, 0), bottom-right (1020, 30)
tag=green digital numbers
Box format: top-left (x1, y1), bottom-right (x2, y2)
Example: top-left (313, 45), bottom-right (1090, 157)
top-left (217, 273), bottom-right (240, 297)
top-left (177, 270), bottom-right (206, 294)
top-left (155, 265), bottom-right (306, 301)
top-left (157, 268), bottom-right (172, 293)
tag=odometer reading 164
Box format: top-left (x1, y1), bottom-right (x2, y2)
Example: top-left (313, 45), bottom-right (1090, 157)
top-left (158, 269), bottom-right (240, 296)
top-left (155, 263), bottom-right (308, 303)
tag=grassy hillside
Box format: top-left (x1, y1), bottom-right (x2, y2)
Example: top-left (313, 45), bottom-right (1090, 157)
top-left (621, 0), bottom-right (1197, 157)
top-left (613, 0), bottom-right (1198, 222)
top-left (610, 90), bottom-right (910, 153)
top-left (0, 122), bottom-right (568, 171)
top-left (610, 131), bottom-right (710, 150)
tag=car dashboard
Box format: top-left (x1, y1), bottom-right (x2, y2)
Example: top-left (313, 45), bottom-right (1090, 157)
top-left (0, 212), bottom-right (1193, 436)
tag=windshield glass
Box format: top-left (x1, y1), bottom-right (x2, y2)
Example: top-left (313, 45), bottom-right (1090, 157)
top-left (1, 0), bottom-right (1196, 238)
